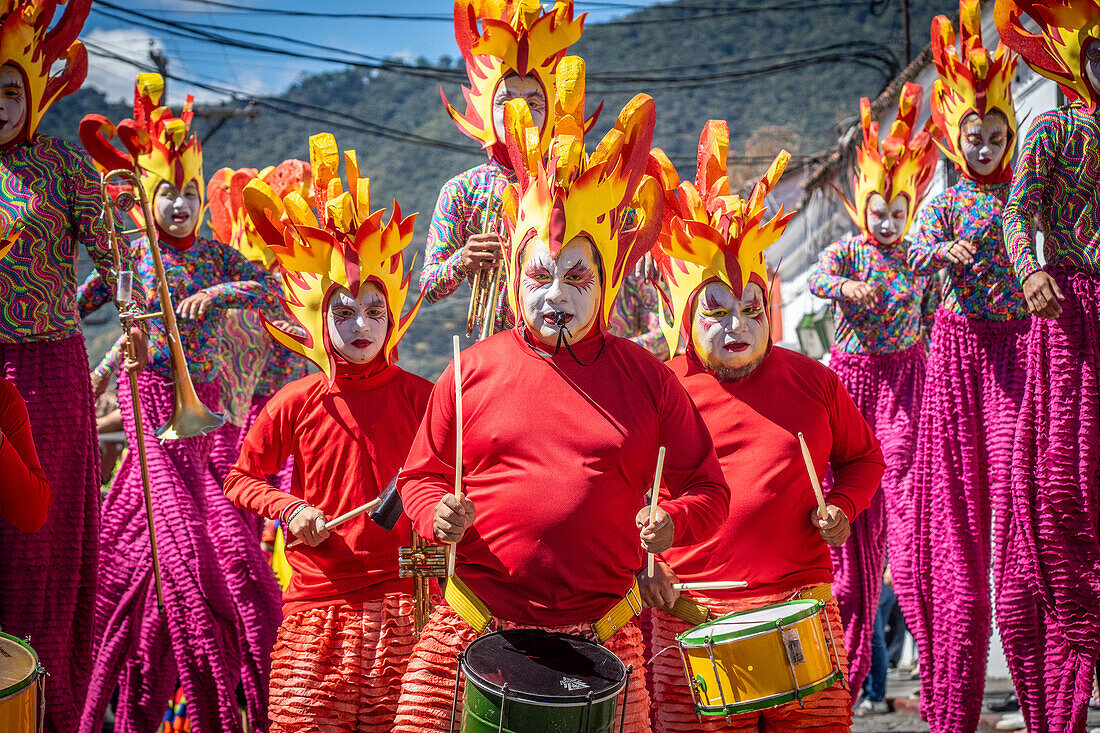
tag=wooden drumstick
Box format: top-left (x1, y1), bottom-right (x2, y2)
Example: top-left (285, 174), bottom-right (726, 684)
top-left (797, 432), bottom-right (829, 519)
top-left (286, 496), bottom-right (384, 549)
top-left (647, 445), bottom-right (667, 578)
top-left (671, 581), bottom-right (748, 591)
top-left (448, 335), bottom-right (463, 578)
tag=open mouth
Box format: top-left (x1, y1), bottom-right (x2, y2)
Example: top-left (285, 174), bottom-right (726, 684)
top-left (171, 211), bottom-right (189, 223)
top-left (723, 342), bottom-right (750, 352)
top-left (543, 311), bottom-right (572, 325)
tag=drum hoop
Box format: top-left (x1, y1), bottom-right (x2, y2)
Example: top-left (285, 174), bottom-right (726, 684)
top-left (694, 671), bottom-right (841, 716)
top-left (0, 632), bottom-right (42, 700)
top-left (676, 599), bottom-right (822, 646)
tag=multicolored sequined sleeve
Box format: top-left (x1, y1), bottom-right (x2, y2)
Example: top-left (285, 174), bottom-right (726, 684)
top-left (203, 241), bottom-right (280, 310)
top-left (808, 241), bottom-right (853, 299)
top-left (909, 194), bottom-right (953, 274)
top-left (76, 266), bottom-right (111, 318)
top-left (608, 272), bottom-right (668, 359)
top-left (1005, 113), bottom-right (1059, 281)
top-left (91, 334), bottom-right (125, 380)
top-left (420, 177), bottom-right (472, 305)
top-left (921, 271), bottom-right (940, 343)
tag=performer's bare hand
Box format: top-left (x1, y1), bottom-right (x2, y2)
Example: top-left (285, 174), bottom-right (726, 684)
top-left (1022, 270), bottom-right (1064, 319)
top-left (636, 506), bottom-right (675, 554)
top-left (812, 504), bottom-right (850, 547)
top-left (461, 234), bottom-right (503, 273)
top-left (840, 280), bottom-right (877, 307)
top-left (633, 251), bottom-right (659, 280)
top-left (289, 506), bottom-right (330, 547)
top-left (637, 560), bottom-right (681, 611)
top-left (944, 239), bottom-right (976, 266)
top-left (434, 494), bottom-right (476, 544)
top-left (90, 371), bottom-right (109, 398)
top-left (176, 291), bottom-right (214, 320)
top-left (125, 326), bottom-right (148, 374)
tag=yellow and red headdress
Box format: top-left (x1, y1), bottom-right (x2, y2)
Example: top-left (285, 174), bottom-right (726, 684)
top-left (243, 133), bottom-right (421, 380)
top-left (80, 74), bottom-right (205, 244)
top-left (499, 58), bottom-right (661, 330)
top-left (651, 121), bottom-right (794, 356)
top-left (445, 0), bottom-right (585, 162)
top-left (207, 160), bottom-right (313, 270)
top-left (0, 0), bottom-right (90, 143)
top-left (836, 82), bottom-right (938, 240)
top-left (931, 0), bottom-right (1018, 182)
top-left (995, 0), bottom-right (1100, 111)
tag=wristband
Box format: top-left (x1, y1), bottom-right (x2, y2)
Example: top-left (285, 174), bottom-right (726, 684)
top-left (279, 499), bottom-right (308, 527)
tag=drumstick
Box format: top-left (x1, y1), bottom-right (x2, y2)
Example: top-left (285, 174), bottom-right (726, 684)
top-left (286, 496), bottom-right (384, 549)
top-left (671, 581), bottom-right (748, 591)
top-left (448, 335), bottom-right (463, 578)
top-left (646, 445), bottom-right (667, 578)
top-left (797, 432), bottom-right (829, 519)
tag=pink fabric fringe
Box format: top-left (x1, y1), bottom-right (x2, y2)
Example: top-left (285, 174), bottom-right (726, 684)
top-left (908, 309), bottom-right (1027, 732)
top-left (211, 394), bottom-right (291, 496)
top-left (0, 333), bottom-right (99, 733)
top-left (996, 267), bottom-right (1100, 732)
top-left (826, 343), bottom-right (924, 699)
top-left (80, 371), bottom-right (282, 733)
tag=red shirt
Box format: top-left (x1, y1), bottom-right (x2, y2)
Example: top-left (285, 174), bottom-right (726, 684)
top-left (224, 362), bottom-right (433, 617)
top-left (0, 378), bottom-right (50, 533)
top-left (662, 347), bottom-right (885, 598)
top-left (399, 327), bottom-right (731, 626)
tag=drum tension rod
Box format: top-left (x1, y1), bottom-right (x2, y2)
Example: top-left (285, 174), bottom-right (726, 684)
top-left (619, 664), bottom-right (633, 733)
top-left (777, 618), bottom-right (805, 709)
top-left (496, 683), bottom-right (510, 733)
top-left (449, 653), bottom-right (464, 733)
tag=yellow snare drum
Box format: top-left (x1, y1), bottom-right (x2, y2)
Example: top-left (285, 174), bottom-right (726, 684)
top-left (0, 632), bottom-right (44, 732)
top-left (676, 599), bottom-right (842, 716)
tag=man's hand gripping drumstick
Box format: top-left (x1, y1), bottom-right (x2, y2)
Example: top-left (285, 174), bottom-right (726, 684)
top-left (436, 336), bottom-right (476, 575)
top-left (635, 446), bottom-right (673, 578)
top-left (798, 432), bottom-right (851, 547)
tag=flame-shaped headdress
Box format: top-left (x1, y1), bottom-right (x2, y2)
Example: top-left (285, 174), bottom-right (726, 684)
top-left (995, 0), bottom-right (1100, 111)
top-left (499, 57), bottom-right (661, 330)
top-left (79, 74), bottom-right (205, 241)
top-left (444, 0), bottom-right (585, 161)
top-left (243, 133), bottom-right (421, 380)
top-left (931, 0), bottom-right (1018, 182)
top-left (208, 160), bottom-right (313, 270)
top-left (836, 82), bottom-right (938, 240)
top-left (651, 121), bottom-right (794, 356)
top-left (0, 0), bottom-right (90, 143)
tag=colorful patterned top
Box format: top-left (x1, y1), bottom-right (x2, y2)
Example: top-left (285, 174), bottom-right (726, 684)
top-left (910, 179), bottom-right (1028, 320)
top-left (1004, 104), bottom-right (1100, 279)
top-left (255, 339), bottom-right (308, 397)
top-left (808, 234), bottom-right (937, 354)
top-left (78, 236), bottom-right (277, 383)
top-left (0, 136), bottom-right (143, 343)
top-left (607, 271), bottom-right (668, 359)
top-left (421, 160), bottom-right (517, 333)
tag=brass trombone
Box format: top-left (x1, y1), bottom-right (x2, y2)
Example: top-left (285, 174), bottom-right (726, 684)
top-left (465, 183), bottom-right (504, 340)
top-left (97, 168), bottom-right (228, 607)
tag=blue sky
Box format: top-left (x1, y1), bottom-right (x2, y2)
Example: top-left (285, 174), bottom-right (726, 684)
top-left (81, 1), bottom-right (655, 104)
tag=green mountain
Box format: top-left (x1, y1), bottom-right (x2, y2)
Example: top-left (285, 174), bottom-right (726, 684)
top-left (51, 0), bottom-right (948, 380)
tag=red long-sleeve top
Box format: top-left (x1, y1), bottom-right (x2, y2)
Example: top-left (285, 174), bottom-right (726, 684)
top-left (398, 327), bottom-right (731, 626)
top-left (224, 361), bottom-right (433, 617)
top-left (0, 378), bottom-right (50, 533)
top-left (661, 347), bottom-right (885, 599)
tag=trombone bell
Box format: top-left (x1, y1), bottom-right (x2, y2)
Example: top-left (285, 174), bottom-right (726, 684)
top-left (154, 390), bottom-right (226, 440)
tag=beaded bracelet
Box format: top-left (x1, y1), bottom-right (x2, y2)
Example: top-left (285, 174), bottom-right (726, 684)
top-left (279, 499), bottom-right (308, 528)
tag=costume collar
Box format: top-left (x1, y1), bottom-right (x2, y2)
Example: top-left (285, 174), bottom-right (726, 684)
top-left (331, 355), bottom-right (397, 392)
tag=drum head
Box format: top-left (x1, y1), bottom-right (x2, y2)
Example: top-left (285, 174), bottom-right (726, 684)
top-left (678, 600), bottom-right (822, 645)
top-left (463, 629), bottom-right (626, 706)
top-left (0, 633), bottom-right (38, 697)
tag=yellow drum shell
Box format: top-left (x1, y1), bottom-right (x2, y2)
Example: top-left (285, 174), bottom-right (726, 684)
top-left (0, 632), bottom-right (42, 733)
top-left (677, 600), bottom-right (840, 715)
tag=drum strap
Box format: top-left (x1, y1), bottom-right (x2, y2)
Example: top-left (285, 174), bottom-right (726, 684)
top-left (443, 575), bottom-right (494, 634)
top-left (794, 583), bottom-right (833, 605)
top-left (591, 580), bottom-right (643, 642)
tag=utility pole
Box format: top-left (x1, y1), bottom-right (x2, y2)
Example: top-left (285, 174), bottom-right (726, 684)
top-left (149, 42), bottom-right (169, 97)
top-left (902, 0), bottom-right (912, 64)
top-left (193, 102), bottom-right (260, 144)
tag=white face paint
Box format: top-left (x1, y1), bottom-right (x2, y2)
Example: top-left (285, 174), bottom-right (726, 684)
top-left (1085, 39), bottom-right (1100, 102)
top-left (326, 283), bottom-right (388, 364)
top-left (492, 74), bottom-right (547, 143)
top-left (690, 281), bottom-right (769, 380)
top-left (519, 235), bottom-right (601, 346)
top-left (864, 192), bottom-right (908, 246)
top-left (152, 180), bottom-right (202, 239)
top-left (959, 112), bottom-right (1009, 178)
top-left (0, 65), bottom-right (27, 146)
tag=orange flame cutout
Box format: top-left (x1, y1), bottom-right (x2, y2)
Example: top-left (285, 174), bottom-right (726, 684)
top-left (242, 133), bottom-right (421, 380)
top-left (931, 0), bottom-right (1018, 182)
top-left (651, 120), bottom-right (794, 356)
top-left (444, 0), bottom-right (585, 160)
top-left (207, 160), bottom-right (313, 270)
top-left (836, 82), bottom-right (938, 240)
top-left (0, 0), bottom-right (90, 142)
top-left (0, 220), bottom-right (24, 262)
top-left (995, 0), bottom-right (1100, 112)
top-left (499, 58), bottom-right (661, 329)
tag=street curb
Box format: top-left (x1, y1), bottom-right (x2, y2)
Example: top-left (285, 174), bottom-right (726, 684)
top-left (889, 697), bottom-right (1013, 731)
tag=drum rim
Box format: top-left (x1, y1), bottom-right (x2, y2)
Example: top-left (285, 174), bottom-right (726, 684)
top-left (676, 599), bottom-right (822, 646)
top-left (0, 631), bottom-right (41, 701)
top-left (461, 632), bottom-right (628, 707)
top-left (695, 670), bottom-right (841, 716)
